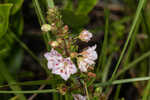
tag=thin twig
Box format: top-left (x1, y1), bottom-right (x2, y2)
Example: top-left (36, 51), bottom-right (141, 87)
top-left (28, 85), bottom-right (46, 100)
top-left (28, 76), bottom-right (51, 100)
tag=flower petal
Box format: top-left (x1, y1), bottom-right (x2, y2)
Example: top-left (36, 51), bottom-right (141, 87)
top-left (73, 94), bottom-right (86, 100)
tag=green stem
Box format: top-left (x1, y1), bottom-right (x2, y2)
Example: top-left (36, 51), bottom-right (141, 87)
top-left (65, 94), bottom-right (69, 100)
top-left (110, 0), bottom-right (147, 81)
top-left (141, 8), bottom-right (150, 35)
top-left (114, 85), bottom-right (121, 100)
top-left (95, 76), bottom-right (150, 87)
top-left (32, 0), bottom-right (51, 51)
top-left (114, 15), bottom-right (141, 100)
top-left (0, 89), bottom-right (57, 94)
top-left (84, 81), bottom-right (90, 100)
top-left (102, 55), bottom-right (113, 82)
top-left (33, 0), bottom-right (45, 24)
top-left (97, 2), bottom-right (109, 74)
top-left (9, 32), bottom-right (40, 64)
top-left (142, 80), bottom-right (150, 100)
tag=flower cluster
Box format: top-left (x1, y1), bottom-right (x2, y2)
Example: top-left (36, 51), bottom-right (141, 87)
top-left (42, 8), bottom-right (97, 81)
top-left (44, 30), bottom-right (97, 80)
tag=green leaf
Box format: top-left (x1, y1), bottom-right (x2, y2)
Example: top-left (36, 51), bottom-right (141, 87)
top-left (62, 10), bottom-right (89, 30)
top-left (62, 0), bottom-right (98, 31)
top-left (0, 4), bottom-right (13, 38)
top-left (75, 0), bottom-right (98, 15)
top-left (5, 0), bottom-right (24, 14)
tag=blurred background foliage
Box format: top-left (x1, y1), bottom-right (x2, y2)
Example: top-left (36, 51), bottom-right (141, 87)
top-left (0, 0), bottom-right (150, 100)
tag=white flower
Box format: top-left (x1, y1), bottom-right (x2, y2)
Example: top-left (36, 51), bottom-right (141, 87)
top-left (81, 45), bottom-right (97, 61)
top-left (77, 57), bottom-right (89, 72)
top-left (41, 24), bottom-right (51, 32)
top-left (78, 45), bottom-right (97, 72)
top-left (72, 94), bottom-right (86, 100)
top-left (44, 49), bottom-right (77, 80)
top-left (44, 48), bottom-right (62, 69)
top-left (52, 57), bottom-right (77, 80)
top-left (79, 30), bottom-right (92, 42)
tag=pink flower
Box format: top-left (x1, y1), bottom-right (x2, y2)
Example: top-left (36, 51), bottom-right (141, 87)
top-left (78, 45), bottom-right (97, 72)
top-left (44, 49), bottom-right (77, 80)
top-left (44, 48), bottom-right (62, 69)
top-left (52, 57), bottom-right (77, 80)
top-left (81, 45), bottom-right (97, 61)
top-left (79, 30), bottom-right (92, 42)
top-left (72, 94), bottom-right (86, 100)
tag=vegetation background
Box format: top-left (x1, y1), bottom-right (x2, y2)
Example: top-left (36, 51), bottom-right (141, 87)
top-left (0, 0), bottom-right (150, 100)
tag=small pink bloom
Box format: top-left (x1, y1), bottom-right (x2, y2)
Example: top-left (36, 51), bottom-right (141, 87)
top-left (79, 30), bottom-right (92, 42)
top-left (44, 49), bottom-right (77, 80)
top-left (44, 48), bottom-right (62, 69)
top-left (52, 57), bottom-right (77, 80)
top-left (78, 45), bottom-right (97, 72)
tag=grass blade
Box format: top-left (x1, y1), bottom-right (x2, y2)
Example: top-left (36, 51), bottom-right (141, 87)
top-left (110, 0), bottom-right (147, 81)
top-left (116, 50), bottom-right (150, 78)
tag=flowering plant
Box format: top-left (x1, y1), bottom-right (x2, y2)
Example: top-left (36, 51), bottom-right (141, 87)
top-left (40, 7), bottom-right (98, 99)
top-left (0, 0), bottom-right (148, 100)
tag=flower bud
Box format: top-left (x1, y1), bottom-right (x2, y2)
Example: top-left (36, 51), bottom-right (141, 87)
top-left (49, 41), bottom-right (59, 48)
top-left (79, 30), bottom-right (92, 42)
top-left (58, 85), bottom-right (67, 95)
top-left (59, 87), bottom-right (67, 95)
top-left (70, 52), bottom-right (78, 58)
top-left (63, 25), bottom-right (69, 33)
top-left (41, 24), bottom-right (51, 32)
